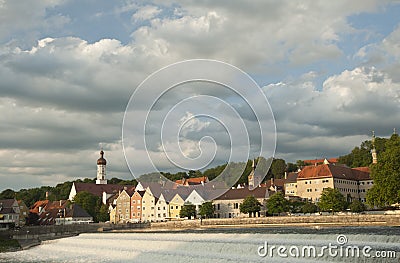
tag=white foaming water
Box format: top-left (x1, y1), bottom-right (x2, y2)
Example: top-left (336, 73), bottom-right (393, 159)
top-left (1, 230), bottom-right (399, 263)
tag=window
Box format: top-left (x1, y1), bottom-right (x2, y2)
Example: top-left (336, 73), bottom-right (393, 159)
top-left (176, 206), bottom-right (179, 209)
top-left (143, 207), bottom-right (145, 210)
top-left (158, 207), bottom-right (160, 210)
top-left (171, 206), bottom-right (174, 210)
top-left (137, 206), bottom-right (141, 210)
top-left (138, 200), bottom-right (141, 204)
top-left (132, 200), bottom-right (136, 204)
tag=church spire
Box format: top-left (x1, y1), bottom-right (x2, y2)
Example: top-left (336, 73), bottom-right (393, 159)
top-left (371, 131), bottom-right (377, 164)
top-left (96, 149), bottom-right (107, 184)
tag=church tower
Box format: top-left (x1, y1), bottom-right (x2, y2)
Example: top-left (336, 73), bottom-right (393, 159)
top-left (96, 150), bottom-right (107, 184)
top-left (371, 131), bottom-right (377, 164)
top-left (248, 158), bottom-right (261, 189)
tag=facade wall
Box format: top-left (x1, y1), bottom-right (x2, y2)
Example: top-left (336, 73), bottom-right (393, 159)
top-left (284, 182), bottom-right (298, 196)
top-left (169, 194), bottom-right (184, 219)
top-left (358, 179), bottom-right (374, 202)
top-left (115, 191), bottom-right (131, 223)
top-left (130, 192), bottom-right (142, 222)
top-left (142, 190), bottom-right (156, 222)
top-left (333, 178), bottom-right (360, 202)
top-left (155, 196), bottom-right (168, 221)
top-left (297, 177), bottom-right (334, 202)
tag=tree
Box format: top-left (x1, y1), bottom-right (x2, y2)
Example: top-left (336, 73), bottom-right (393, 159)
top-left (73, 191), bottom-right (101, 221)
top-left (199, 202), bottom-right (214, 218)
top-left (286, 163), bottom-right (298, 173)
top-left (97, 204), bottom-right (110, 222)
top-left (240, 195), bottom-right (262, 217)
top-left (270, 159), bottom-right (286, 179)
top-left (266, 192), bottom-right (290, 215)
top-left (367, 134), bottom-right (400, 207)
top-left (339, 137), bottom-right (387, 167)
top-left (302, 202), bottom-right (318, 214)
top-left (180, 202), bottom-right (196, 219)
top-left (318, 188), bottom-right (347, 213)
top-left (0, 189), bottom-right (15, 199)
top-left (349, 199), bottom-right (366, 213)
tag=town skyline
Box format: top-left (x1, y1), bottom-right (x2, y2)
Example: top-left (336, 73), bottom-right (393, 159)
top-left (1, 1), bottom-right (400, 191)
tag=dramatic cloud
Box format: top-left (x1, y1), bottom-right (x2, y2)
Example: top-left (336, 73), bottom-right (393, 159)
top-left (0, 0), bottom-right (399, 191)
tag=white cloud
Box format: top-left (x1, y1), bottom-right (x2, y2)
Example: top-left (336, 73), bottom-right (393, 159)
top-left (132, 5), bottom-right (162, 22)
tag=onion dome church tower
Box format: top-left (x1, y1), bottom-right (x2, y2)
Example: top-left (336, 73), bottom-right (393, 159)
top-left (96, 150), bottom-right (107, 185)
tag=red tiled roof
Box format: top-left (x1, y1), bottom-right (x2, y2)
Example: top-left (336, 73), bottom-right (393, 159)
top-left (175, 177), bottom-right (208, 185)
top-left (352, 167), bottom-right (370, 173)
top-left (298, 164), bottom-right (370, 181)
top-left (303, 158), bottom-right (339, 165)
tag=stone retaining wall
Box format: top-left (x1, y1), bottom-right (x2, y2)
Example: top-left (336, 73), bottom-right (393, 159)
top-left (151, 214), bottom-right (400, 229)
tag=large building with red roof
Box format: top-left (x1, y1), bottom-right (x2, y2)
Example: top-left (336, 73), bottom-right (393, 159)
top-left (296, 163), bottom-right (373, 203)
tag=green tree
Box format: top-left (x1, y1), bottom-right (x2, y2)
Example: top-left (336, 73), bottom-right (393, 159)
top-left (367, 134), bottom-right (400, 207)
top-left (302, 202), bottom-right (318, 214)
top-left (0, 189), bottom-right (16, 199)
top-left (73, 191), bottom-right (101, 221)
top-left (349, 199), bottom-right (366, 213)
top-left (270, 159), bottom-right (286, 179)
top-left (240, 195), bottom-right (261, 217)
top-left (318, 188), bottom-right (347, 213)
top-left (180, 202), bottom-right (196, 219)
top-left (286, 163), bottom-right (298, 173)
top-left (97, 204), bottom-right (110, 222)
top-left (198, 202), bottom-right (214, 218)
top-left (266, 192), bottom-right (290, 215)
top-left (339, 137), bottom-right (387, 167)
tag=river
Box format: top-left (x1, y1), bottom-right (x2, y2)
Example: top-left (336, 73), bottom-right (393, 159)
top-left (1, 226), bottom-right (399, 262)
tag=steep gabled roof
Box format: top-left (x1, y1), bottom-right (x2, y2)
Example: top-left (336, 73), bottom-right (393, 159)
top-left (65, 204), bottom-right (92, 218)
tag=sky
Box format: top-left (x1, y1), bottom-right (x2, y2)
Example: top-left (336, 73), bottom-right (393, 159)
top-left (1, 0), bottom-right (400, 191)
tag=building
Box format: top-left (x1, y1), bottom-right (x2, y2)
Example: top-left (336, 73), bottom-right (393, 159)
top-left (55, 204), bottom-right (93, 225)
top-left (155, 193), bottom-right (169, 221)
top-left (96, 150), bottom-right (107, 184)
top-left (17, 200), bottom-right (29, 226)
top-left (296, 164), bottom-right (372, 203)
top-left (302, 158), bottom-right (339, 166)
top-left (68, 150), bottom-right (135, 205)
top-left (0, 199), bottom-right (20, 229)
top-left (141, 187), bottom-right (157, 222)
top-left (131, 190), bottom-right (145, 223)
top-left (168, 193), bottom-right (185, 219)
top-left (175, 177), bottom-right (209, 186)
top-left (30, 200), bottom-right (70, 225)
top-left (284, 172), bottom-right (298, 197)
top-left (115, 187), bottom-right (135, 223)
top-left (213, 186), bottom-right (270, 218)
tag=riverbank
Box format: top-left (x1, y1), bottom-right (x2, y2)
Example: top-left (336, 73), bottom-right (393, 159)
top-left (150, 214), bottom-right (400, 230)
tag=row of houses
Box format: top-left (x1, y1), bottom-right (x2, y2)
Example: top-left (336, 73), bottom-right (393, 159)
top-left (106, 160), bottom-right (374, 223)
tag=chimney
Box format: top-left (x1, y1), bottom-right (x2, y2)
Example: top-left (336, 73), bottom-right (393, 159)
top-left (59, 200), bottom-right (62, 206)
top-left (271, 177), bottom-right (274, 186)
top-left (284, 172), bottom-right (287, 180)
top-left (45, 192), bottom-right (49, 200)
